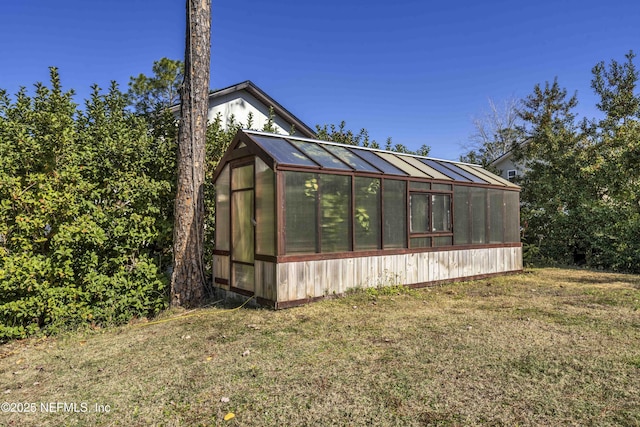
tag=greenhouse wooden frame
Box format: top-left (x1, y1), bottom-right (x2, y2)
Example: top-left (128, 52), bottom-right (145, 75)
top-left (212, 130), bottom-right (522, 308)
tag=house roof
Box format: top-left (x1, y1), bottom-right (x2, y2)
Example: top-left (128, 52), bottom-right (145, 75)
top-left (219, 130), bottom-right (519, 189)
top-left (208, 81), bottom-right (316, 138)
top-left (489, 139), bottom-right (530, 168)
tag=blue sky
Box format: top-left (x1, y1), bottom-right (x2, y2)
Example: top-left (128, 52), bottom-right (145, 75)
top-left (1, 0), bottom-right (638, 160)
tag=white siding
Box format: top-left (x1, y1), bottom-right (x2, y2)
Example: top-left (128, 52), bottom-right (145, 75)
top-left (208, 90), bottom-right (293, 135)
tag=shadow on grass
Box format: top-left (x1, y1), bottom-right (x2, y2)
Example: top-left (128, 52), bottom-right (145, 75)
top-left (538, 266), bottom-right (640, 288)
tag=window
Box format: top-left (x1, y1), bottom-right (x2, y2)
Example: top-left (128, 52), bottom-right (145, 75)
top-left (431, 194), bottom-right (451, 232)
top-left (410, 193), bottom-right (430, 233)
top-left (507, 170), bottom-right (517, 182)
top-left (409, 189), bottom-right (452, 248)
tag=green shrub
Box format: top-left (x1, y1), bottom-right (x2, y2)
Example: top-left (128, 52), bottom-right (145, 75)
top-left (0, 69), bottom-right (171, 341)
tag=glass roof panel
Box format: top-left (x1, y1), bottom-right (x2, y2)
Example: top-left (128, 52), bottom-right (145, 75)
top-left (436, 162), bottom-right (488, 184)
top-left (350, 149), bottom-right (407, 175)
top-left (249, 135), bottom-right (318, 167)
top-left (421, 159), bottom-right (472, 181)
top-left (323, 144), bottom-right (381, 173)
top-left (287, 139), bottom-right (352, 170)
top-left (400, 156), bottom-right (450, 180)
top-left (456, 163), bottom-right (517, 187)
top-left (244, 132), bottom-right (516, 186)
top-left (376, 152), bottom-right (430, 178)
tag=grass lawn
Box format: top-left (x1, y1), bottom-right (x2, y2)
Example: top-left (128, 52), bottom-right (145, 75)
top-left (1, 268), bottom-right (639, 426)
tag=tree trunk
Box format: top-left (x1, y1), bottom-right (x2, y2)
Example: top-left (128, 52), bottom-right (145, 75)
top-left (171, 0), bottom-right (211, 307)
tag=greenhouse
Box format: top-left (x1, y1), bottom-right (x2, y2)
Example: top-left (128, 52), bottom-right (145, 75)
top-left (212, 130), bottom-right (522, 308)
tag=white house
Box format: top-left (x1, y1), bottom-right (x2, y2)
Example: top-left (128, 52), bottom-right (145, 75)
top-left (203, 81), bottom-right (316, 138)
top-left (490, 149), bottom-right (521, 182)
top-left (489, 140), bottom-right (530, 182)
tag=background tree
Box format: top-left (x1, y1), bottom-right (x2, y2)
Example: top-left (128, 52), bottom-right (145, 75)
top-left (460, 97), bottom-right (525, 170)
top-left (128, 58), bottom-right (184, 116)
top-left (583, 51), bottom-right (640, 270)
top-left (171, 0), bottom-right (211, 307)
top-left (316, 121), bottom-right (380, 147)
top-left (517, 51), bottom-right (640, 272)
top-left (516, 78), bottom-right (589, 264)
top-left (316, 121), bottom-right (430, 155)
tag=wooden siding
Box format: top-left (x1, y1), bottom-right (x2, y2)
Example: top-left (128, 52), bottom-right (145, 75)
top-left (255, 260), bottom-right (277, 301)
top-left (274, 246), bottom-right (522, 303)
top-left (213, 254), bottom-right (230, 288)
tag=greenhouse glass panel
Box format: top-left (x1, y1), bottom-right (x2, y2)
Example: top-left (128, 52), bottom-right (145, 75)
top-left (233, 263), bottom-right (254, 292)
top-left (471, 187), bottom-right (487, 244)
top-left (454, 186), bottom-right (471, 245)
top-left (410, 193), bottom-right (429, 233)
top-left (351, 149), bottom-right (407, 176)
top-left (288, 140), bottom-right (352, 170)
top-left (410, 237), bottom-right (431, 248)
top-left (255, 158), bottom-right (275, 256)
top-left (457, 164), bottom-right (508, 187)
top-left (383, 180), bottom-right (407, 248)
top-left (320, 174), bottom-right (351, 252)
top-left (354, 177), bottom-right (381, 250)
top-left (323, 145), bottom-right (380, 172)
top-left (231, 190), bottom-right (254, 263)
top-left (422, 159), bottom-right (470, 181)
top-left (489, 189), bottom-right (504, 243)
top-left (504, 191), bottom-right (520, 243)
top-left (250, 136), bottom-right (317, 167)
top-left (378, 152), bottom-right (430, 177)
top-left (432, 183), bottom-right (452, 191)
top-left (433, 236), bottom-right (453, 247)
top-left (231, 164), bottom-right (253, 190)
top-left (284, 172), bottom-right (318, 254)
top-left (409, 181), bottom-right (431, 191)
top-left (215, 164), bottom-right (230, 251)
top-left (441, 162), bottom-right (488, 184)
top-left (231, 165), bottom-right (253, 190)
top-left (404, 157), bottom-right (451, 180)
top-left (431, 194), bottom-right (451, 232)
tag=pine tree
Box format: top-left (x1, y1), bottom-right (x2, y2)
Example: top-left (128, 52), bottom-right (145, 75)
top-left (171, 0), bottom-right (211, 307)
